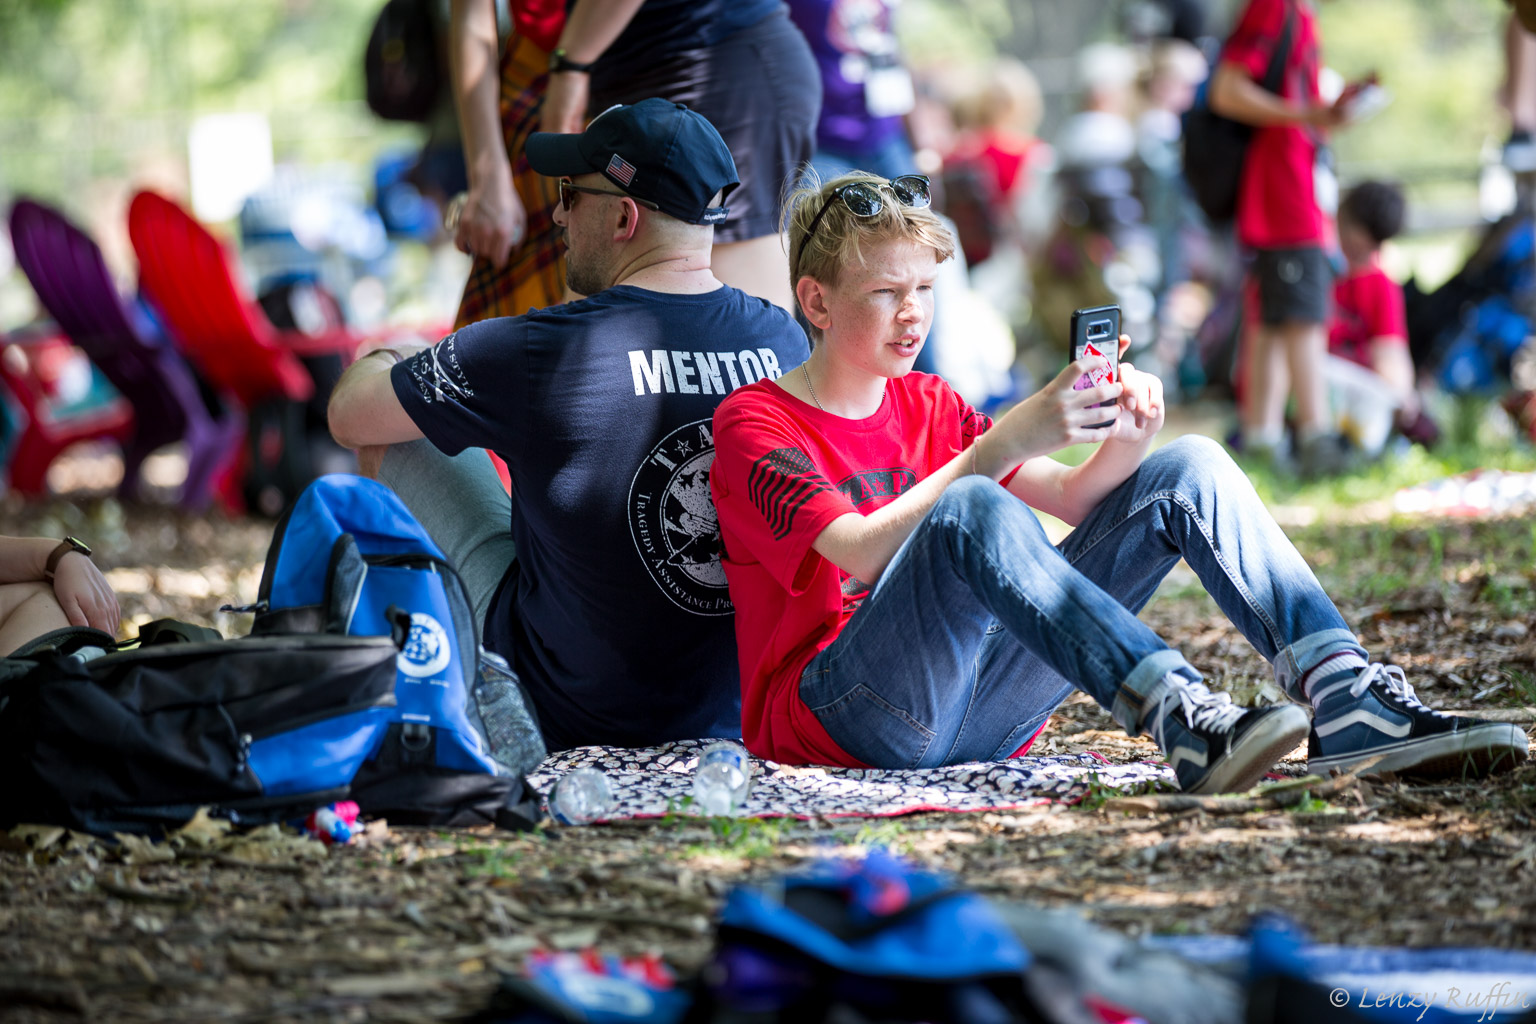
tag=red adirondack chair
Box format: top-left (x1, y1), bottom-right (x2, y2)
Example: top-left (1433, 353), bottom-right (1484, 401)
top-left (8, 198), bottom-right (245, 508)
top-left (0, 327), bottom-right (134, 497)
top-left (126, 190), bottom-right (354, 409)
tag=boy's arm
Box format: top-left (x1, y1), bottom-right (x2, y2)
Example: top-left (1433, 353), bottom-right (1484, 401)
top-left (812, 356), bottom-right (1124, 584)
top-left (1004, 355), bottom-right (1165, 522)
top-left (1209, 60), bottom-right (1342, 128)
top-left (328, 345), bottom-right (432, 450)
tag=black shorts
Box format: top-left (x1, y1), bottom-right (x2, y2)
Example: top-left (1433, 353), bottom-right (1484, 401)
top-left (589, 10), bottom-right (821, 243)
top-left (1249, 246), bottom-right (1333, 325)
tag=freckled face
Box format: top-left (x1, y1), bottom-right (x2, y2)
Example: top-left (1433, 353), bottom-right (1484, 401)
top-left (818, 238), bottom-right (938, 381)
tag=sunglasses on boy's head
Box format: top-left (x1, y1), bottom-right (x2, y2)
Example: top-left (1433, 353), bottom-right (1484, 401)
top-left (557, 177), bottom-right (661, 212)
top-left (796, 175), bottom-right (933, 264)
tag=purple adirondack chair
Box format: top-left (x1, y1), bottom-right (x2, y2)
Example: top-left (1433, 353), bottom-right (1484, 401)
top-left (7, 198), bottom-right (244, 508)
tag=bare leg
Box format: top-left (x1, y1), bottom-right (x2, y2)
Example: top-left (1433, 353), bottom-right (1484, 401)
top-left (1279, 321), bottom-right (1331, 435)
top-left (711, 233), bottom-right (794, 312)
top-left (0, 581), bottom-right (70, 656)
top-left (1506, 14), bottom-right (1536, 135)
top-left (1242, 323), bottom-right (1291, 443)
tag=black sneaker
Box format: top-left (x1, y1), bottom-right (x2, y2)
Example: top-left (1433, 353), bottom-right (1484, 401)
top-left (1308, 663), bottom-right (1530, 780)
top-left (1148, 677), bottom-right (1312, 794)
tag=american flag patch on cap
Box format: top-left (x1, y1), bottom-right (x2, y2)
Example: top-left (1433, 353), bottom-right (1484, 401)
top-left (606, 153), bottom-right (637, 186)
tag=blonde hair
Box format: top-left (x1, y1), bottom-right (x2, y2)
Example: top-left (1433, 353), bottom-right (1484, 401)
top-left (786, 171), bottom-right (955, 342)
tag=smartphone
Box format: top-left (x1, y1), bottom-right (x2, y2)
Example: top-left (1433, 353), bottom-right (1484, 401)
top-left (1071, 304), bottom-right (1121, 430)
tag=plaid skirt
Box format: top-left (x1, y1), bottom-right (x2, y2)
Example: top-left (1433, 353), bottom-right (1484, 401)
top-left (453, 32), bottom-right (566, 330)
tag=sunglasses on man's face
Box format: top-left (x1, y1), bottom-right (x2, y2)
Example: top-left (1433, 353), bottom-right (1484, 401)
top-left (796, 175), bottom-right (932, 264)
top-left (557, 178), bottom-right (660, 212)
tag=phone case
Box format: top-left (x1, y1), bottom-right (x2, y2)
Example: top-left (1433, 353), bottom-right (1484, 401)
top-left (1071, 305), bottom-right (1120, 428)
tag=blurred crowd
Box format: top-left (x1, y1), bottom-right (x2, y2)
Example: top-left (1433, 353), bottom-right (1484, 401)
top-left (371, 0), bottom-right (1536, 479)
top-left (8, 0), bottom-right (1536, 505)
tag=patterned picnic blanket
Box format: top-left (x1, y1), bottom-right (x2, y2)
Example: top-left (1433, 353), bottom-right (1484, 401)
top-left (526, 740), bottom-right (1175, 821)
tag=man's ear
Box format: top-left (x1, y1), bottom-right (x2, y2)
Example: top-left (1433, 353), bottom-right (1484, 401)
top-left (611, 198), bottom-right (642, 244)
top-left (796, 276), bottom-right (832, 333)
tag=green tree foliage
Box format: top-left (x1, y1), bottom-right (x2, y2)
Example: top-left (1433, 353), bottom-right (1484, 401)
top-left (0, 0), bottom-right (404, 206)
top-left (1318, 0), bottom-right (1508, 186)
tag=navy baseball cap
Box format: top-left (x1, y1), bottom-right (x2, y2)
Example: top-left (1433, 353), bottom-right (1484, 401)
top-left (526, 98), bottom-right (739, 226)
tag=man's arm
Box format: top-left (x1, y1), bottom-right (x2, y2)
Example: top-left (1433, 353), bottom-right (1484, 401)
top-left (327, 345), bottom-right (431, 450)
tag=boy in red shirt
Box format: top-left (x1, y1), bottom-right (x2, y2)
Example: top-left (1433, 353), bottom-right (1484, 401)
top-left (1328, 181), bottom-right (1437, 446)
top-left (709, 171), bottom-right (1527, 792)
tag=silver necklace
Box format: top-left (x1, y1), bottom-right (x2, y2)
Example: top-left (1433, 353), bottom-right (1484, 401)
top-left (803, 363), bottom-right (827, 411)
top-left (802, 363), bottom-right (883, 414)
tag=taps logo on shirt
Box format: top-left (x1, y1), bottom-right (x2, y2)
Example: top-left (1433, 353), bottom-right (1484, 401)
top-left (629, 418), bottom-right (733, 616)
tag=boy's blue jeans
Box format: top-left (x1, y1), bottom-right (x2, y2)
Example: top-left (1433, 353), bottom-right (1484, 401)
top-left (799, 435), bottom-right (1364, 769)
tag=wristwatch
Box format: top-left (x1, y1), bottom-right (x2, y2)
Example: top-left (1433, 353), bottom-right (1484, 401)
top-left (43, 536), bottom-right (91, 580)
top-left (548, 48), bottom-right (595, 74)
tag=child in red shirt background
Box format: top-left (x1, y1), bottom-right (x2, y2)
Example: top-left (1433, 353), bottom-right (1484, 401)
top-left (1328, 181), bottom-right (1439, 448)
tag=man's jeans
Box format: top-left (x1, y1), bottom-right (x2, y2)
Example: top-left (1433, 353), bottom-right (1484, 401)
top-left (799, 435), bottom-right (1364, 769)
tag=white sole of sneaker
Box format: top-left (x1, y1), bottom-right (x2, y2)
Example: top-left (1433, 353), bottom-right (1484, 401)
top-left (1187, 705), bottom-right (1312, 795)
top-left (1309, 722), bottom-right (1531, 780)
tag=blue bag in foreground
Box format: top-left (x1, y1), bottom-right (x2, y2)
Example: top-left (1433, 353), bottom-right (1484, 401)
top-left (688, 849), bottom-right (1040, 1023)
top-left (253, 474), bottom-right (540, 830)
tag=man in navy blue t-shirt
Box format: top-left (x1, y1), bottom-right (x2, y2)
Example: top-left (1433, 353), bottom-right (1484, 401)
top-left (330, 99), bottom-right (810, 751)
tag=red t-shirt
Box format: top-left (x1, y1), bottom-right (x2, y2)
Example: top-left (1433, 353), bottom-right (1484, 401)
top-left (511, 0), bottom-right (565, 52)
top-left (1330, 261), bottom-right (1407, 369)
top-left (710, 373), bottom-right (995, 767)
top-left (1222, 0), bottom-right (1324, 249)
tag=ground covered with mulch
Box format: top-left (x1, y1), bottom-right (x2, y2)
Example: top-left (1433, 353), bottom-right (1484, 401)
top-left (2, 460), bottom-right (1535, 1023)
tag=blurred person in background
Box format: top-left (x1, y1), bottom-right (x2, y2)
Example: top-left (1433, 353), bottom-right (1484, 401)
top-left (944, 58), bottom-right (1052, 273)
top-left (1031, 43), bottom-right (1156, 360)
top-left (449, 0), bottom-right (570, 327)
top-left (787, 0), bottom-right (920, 183)
top-left (1208, 0), bottom-right (1362, 476)
top-left (1134, 38), bottom-right (1214, 396)
top-left (1327, 181), bottom-right (1439, 450)
top-left (534, 0), bottom-right (820, 312)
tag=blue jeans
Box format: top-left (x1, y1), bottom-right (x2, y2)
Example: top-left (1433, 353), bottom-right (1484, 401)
top-left (799, 435), bottom-right (1364, 768)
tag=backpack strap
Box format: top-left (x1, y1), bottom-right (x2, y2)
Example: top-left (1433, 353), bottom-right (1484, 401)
top-left (493, 776), bottom-right (543, 832)
top-left (133, 618), bottom-right (224, 646)
top-left (1262, 5), bottom-right (1296, 97)
top-left (8, 625), bottom-right (118, 658)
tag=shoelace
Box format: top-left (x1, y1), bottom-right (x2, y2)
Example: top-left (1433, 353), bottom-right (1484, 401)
top-left (1150, 676), bottom-right (1246, 751)
top-left (1348, 663), bottom-right (1452, 719)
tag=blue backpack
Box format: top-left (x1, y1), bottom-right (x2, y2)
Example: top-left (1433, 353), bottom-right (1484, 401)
top-left (252, 474), bottom-right (539, 829)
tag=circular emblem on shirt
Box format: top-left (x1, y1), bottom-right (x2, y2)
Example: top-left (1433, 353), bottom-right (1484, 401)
top-left (398, 612), bottom-right (452, 680)
top-left (628, 418), bottom-right (733, 617)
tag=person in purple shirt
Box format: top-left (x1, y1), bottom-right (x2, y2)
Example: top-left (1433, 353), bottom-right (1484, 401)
top-left (788, 0), bottom-right (921, 183)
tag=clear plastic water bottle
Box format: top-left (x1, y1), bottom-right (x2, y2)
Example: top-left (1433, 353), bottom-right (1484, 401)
top-left (692, 741), bottom-right (751, 816)
top-left (546, 767), bottom-right (615, 825)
